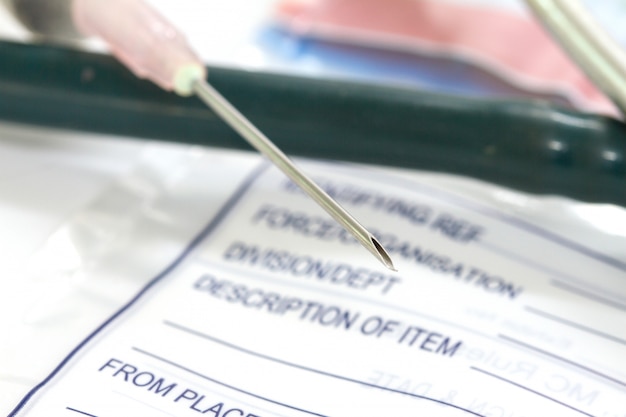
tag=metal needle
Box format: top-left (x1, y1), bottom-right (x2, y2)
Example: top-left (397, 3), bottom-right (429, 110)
top-left (192, 79), bottom-right (396, 271)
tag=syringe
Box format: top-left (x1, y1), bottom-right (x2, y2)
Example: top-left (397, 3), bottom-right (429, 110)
top-left (9, 0), bottom-right (395, 271)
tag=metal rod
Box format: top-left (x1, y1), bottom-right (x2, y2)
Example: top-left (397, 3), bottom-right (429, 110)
top-left (524, 0), bottom-right (626, 117)
top-left (192, 78), bottom-right (396, 271)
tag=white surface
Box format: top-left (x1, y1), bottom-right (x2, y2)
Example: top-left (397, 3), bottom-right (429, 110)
top-left (0, 2), bottom-right (625, 414)
top-left (0, 122), bottom-right (261, 410)
top-left (4, 140), bottom-right (626, 416)
top-left (0, 123), bottom-right (144, 278)
top-left (0, 122), bottom-right (147, 407)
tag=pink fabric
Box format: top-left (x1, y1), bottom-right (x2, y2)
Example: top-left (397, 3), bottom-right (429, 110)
top-left (73, 0), bottom-right (205, 93)
top-left (277, 0), bottom-right (616, 115)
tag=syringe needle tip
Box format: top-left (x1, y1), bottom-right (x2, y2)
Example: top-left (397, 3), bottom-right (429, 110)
top-left (193, 79), bottom-right (397, 271)
top-left (370, 236), bottom-right (397, 271)
top-left (75, 0), bottom-right (395, 270)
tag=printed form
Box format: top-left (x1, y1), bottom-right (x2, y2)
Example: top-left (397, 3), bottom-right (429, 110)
top-left (9, 158), bottom-right (626, 417)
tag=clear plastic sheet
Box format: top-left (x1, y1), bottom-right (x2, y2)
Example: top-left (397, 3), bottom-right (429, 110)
top-left (2, 125), bottom-right (625, 415)
top-left (0, 130), bottom-right (259, 410)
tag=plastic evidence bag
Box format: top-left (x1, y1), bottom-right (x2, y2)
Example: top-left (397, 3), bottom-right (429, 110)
top-left (5, 141), bottom-right (626, 416)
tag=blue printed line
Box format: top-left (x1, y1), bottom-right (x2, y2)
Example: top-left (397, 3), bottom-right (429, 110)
top-left (477, 242), bottom-right (626, 310)
top-left (498, 334), bottom-right (626, 388)
top-left (524, 306), bottom-right (626, 346)
top-left (65, 408), bottom-right (97, 417)
top-left (325, 162), bottom-right (626, 273)
top-left (479, 240), bottom-right (576, 280)
top-left (111, 390), bottom-right (178, 417)
top-left (196, 258), bottom-right (496, 341)
top-left (132, 347), bottom-right (330, 417)
top-left (470, 367), bottom-right (596, 417)
top-left (160, 320), bottom-right (486, 417)
top-left (478, 240), bottom-right (626, 301)
top-left (550, 280), bottom-right (626, 312)
top-left (189, 260), bottom-right (624, 395)
top-left (9, 162), bottom-right (270, 416)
